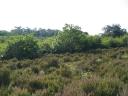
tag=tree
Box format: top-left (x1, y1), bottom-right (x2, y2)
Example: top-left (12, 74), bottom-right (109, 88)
top-left (11, 26), bottom-right (34, 35)
top-left (54, 24), bottom-right (85, 53)
top-left (102, 24), bottom-right (127, 37)
top-left (0, 30), bottom-right (10, 36)
top-left (34, 28), bottom-right (58, 37)
top-left (4, 36), bottom-right (39, 59)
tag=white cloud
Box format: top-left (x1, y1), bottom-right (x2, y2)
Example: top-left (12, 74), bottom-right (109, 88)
top-left (0, 0), bottom-right (128, 35)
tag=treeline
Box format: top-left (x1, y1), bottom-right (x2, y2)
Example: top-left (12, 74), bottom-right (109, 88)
top-left (38, 24), bottom-right (128, 53)
top-left (1, 24), bottom-right (128, 59)
top-left (0, 26), bottom-right (59, 37)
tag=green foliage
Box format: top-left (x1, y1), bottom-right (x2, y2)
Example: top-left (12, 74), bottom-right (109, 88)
top-left (0, 31), bottom-right (10, 36)
top-left (101, 36), bottom-right (124, 48)
top-left (4, 36), bottom-right (39, 59)
top-left (88, 35), bottom-right (102, 49)
top-left (0, 24), bottom-right (128, 55)
top-left (54, 24), bottom-right (85, 53)
top-left (103, 24), bottom-right (127, 37)
top-left (122, 35), bottom-right (128, 46)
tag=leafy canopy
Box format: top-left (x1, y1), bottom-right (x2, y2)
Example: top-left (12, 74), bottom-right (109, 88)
top-left (102, 24), bottom-right (127, 37)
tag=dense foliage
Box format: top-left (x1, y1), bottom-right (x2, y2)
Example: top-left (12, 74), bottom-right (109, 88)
top-left (3, 36), bottom-right (39, 59)
top-left (0, 24), bottom-right (128, 58)
top-left (102, 24), bottom-right (127, 37)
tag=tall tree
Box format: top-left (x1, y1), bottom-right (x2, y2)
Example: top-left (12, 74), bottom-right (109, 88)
top-left (55, 24), bottom-right (86, 52)
top-left (102, 24), bottom-right (127, 37)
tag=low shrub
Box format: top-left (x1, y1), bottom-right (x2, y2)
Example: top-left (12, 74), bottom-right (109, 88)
top-left (31, 66), bottom-right (39, 74)
top-left (0, 68), bottom-right (10, 86)
top-left (42, 58), bottom-right (59, 72)
top-left (82, 77), bottom-right (123, 96)
top-left (29, 80), bottom-right (48, 91)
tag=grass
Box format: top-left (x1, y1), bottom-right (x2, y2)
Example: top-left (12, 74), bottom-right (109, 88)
top-left (0, 48), bottom-right (128, 96)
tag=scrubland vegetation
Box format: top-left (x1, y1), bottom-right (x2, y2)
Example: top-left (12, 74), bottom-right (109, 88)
top-left (0, 24), bottom-right (128, 96)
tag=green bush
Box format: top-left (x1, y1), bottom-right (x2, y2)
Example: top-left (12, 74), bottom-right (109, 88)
top-left (54, 24), bottom-right (85, 53)
top-left (122, 35), bottom-right (128, 47)
top-left (110, 37), bottom-right (123, 47)
top-left (4, 36), bottom-right (39, 59)
top-left (39, 43), bottom-right (52, 54)
top-left (101, 36), bottom-right (124, 48)
top-left (88, 36), bottom-right (102, 49)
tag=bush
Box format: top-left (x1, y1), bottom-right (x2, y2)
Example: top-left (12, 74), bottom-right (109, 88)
top-left (4, 36), bottom-right (39, 59)
top-left (54, 24), bottom-right (85, 53)
top-left (43, 74), bottom-right (64, 96)
top-left (39, 43), bottom-right (52, 54)
top-left (42, 58), bottom-right (59, 70)
top-left (0, 69), bottom-right (10, 86)
top-left (82, 77), bottom-right (123, 96)
top-left (88, 36), bottom-right (102, 49)
top-left (122, 35), bottom-right (128, 47)
top-left (31, 66), bottom-right (39, 74)
top-left (47, 58), bottom-right (59, 68)
top-left (101, 36), bottom-right (124, 48)
top-left (59, 65), bottom-right (73, 78)
top-left (110, 37), bottom-right (123, 47)
top-left (29, 80), bottom-right (47, 91)
top-left (63, 57), bottom-right (72, 62)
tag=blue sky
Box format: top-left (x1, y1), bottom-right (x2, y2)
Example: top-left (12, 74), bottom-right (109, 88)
top-left (0, 0), bottom-right (128, 35)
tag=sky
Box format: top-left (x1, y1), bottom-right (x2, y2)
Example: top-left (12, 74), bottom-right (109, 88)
top-left (0, 0), bottom-right (128, 35)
